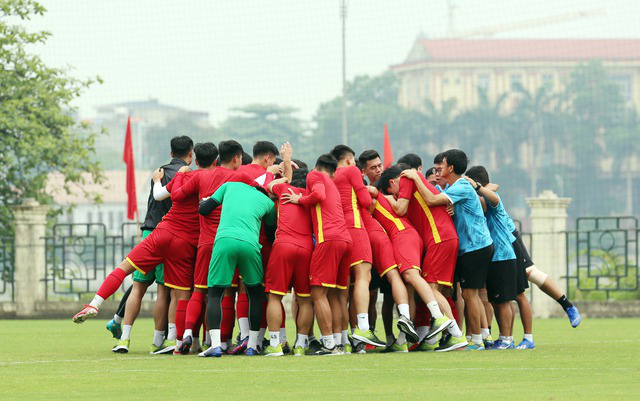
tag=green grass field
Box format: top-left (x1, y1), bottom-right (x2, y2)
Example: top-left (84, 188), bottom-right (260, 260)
top-left (1, 318), bottom-right (638, 400)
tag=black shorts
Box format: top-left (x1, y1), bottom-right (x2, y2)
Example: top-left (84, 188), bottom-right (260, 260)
top-left (379, 272), bottom-right (392, 295)
top-left (369, 267), bottom-right (382, 291)
top-left (486, 259), bottom-right (518, 303)
top-left (512, 230), bottom-right (533, 268)
top-left (455, 244), bottom-right (494, 290)
top-left (511, 232), bottom-right (530, 293)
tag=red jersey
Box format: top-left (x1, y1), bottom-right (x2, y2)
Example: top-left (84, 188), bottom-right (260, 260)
top-left (169, 167), bottom-right (256, 246)
top-left (239, 163), bottom-right (275, 188)
top-left (271, 183), bottom-right (313, 251)
top-left (372, 193), bottom-right (414, 237)
top-left (332, 166), bottom-right (372, 229)
top-left (362, 209), bottom-right (386, 234)
top-left (156, 170), bottom-right (200, 247)
top-left (397, 175), bottom-right (458, 245)
top-left (298, 170), bottom-right (351, 244)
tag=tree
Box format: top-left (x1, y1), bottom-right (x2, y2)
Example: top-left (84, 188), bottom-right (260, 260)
top-left (0, 1), bottom-right (104, 232)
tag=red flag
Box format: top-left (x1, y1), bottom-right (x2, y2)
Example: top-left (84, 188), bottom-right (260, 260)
top-left (123, 117), bottom-right (138, 220)
top-left (383, 123), bottom-right (394, 168)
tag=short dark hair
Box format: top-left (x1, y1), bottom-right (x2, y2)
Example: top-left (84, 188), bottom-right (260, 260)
top-left (465, 166), bottom-right (490, 187)
top-left (397, 153), bottom-right (422, 170)
top-left (424, 167), bottom-right (435, 177)
top-left (433, 153), bottom-right (444, 164)
top-left (171, 136), bottom-right (194, 158)
top-left (290, 168), bottom-right (308, 189)
top-left (275, 157), bottom-right (283, 165)
top-left (357, 149), bottom-right (381, 169)
top-left (376, 164), bottom-right (403, 195)
top-left (315, 154), bottom-right (338, 175)
top-left (253, 141), bottom-right (279, 158)
top-left (292, 159), bottom-right (308, 170)
top-left (442, 149), bottom-right (468, 175)
top-left (242, 151), bottom-right (253, 165)
top-left (193, 142), bottom-right (218, 168)
top-left (218, 140), bottom-right (244, 164)
top-left (330, 145), bottom-right (356, 162)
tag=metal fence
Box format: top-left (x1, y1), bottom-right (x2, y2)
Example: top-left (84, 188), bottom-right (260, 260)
top-left (0, 237), bottom-right (14, 301)
top-left (566, 217), bottom-right (639, 300)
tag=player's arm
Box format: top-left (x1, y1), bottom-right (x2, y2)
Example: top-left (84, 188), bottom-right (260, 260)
top-left (152, 168), bottom-right (171, 201)
top-left (393, 176), bottom-right (412, 216)
top-left (280, 142), bottom-right (293, 182)
top-left (486, 182), bottom-right (500, 192)
top-left (267, 177), bottom-right (289, 194)
top-left (401, 169), bottom-right (450, 206)
top-left (465, 176), bottom-right (499, 207)
top-left (348, 167), bottom-right (372, 209)
top-left (199, 182), bottom-right (227, 216)
top-left (170, 171), bottom-right (199, 202)
top-left (283, 176), bottom-right (325, 205)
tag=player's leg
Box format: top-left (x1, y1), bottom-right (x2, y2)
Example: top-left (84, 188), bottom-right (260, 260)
top-left (294, 295), bottom-right (313, 356)
top-left (401, 268), bottom-right (451, 340)
top-left (106, 284), bottom-right (132, 339)
top-left (478, 288), bottom-right (494, 348)
top-left (201, 286), bottom-right (226, 358)
top-left (236, 239), bottom-right (267, 356)
top-left (528, 266), bottom-right (581, 327)
top-left (232, 279), bottom-right (250, 355)
top-left (180, 242), bottom-right (212, 353)
top-left (112, 280), bottom-right (151, 353)
top-left (220, 288), bottom-right (235, 351)
top-left (264, 292), bottom-right (284, 356)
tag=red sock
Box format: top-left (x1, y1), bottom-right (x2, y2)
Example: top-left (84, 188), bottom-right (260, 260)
top-left (237, 293), bottom-right (248, 320)
top-left (96, 268), bottom-right (127, 300)
top-left (176, 299), bottom-right (188, 341)
top-left (260, 298), bottom-right (268, 329)
top-left (194, 300), bottom-right (205, 339)
top-left (221, 296), bottom-right (236, 342)
top-left (280, 302), bottom-right (286, 329)
top-left (414, 300), bottom-right (432, 327)
top-left (446, 296), bottom-right (459, 324)
top-left (185, 292), bottom-right (205, 332)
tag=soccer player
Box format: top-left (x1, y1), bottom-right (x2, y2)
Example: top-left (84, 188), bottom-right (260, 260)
top-left (198, 182), bottom-right (276, 357)
top-left (424, 167), bottom-right (437, 186)
top-left (401, 149), bottom-right (494, 351)
top-left (264, 167), bottom-right (314, 356)
top-left (281, 154), bottom-right (352, 355)
top-left (106, 136), bottom-right (194, 352)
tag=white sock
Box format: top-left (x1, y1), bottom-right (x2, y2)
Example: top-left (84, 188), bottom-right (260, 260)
top-left (209, 329), bottom-right (221, 348)
top-left (426, 301), bottom-right (443, 319)
top-left (448, 321), bottom-right (463, 338)
top-left (167, 323), bottom-right (177, 341)
top-left (396, 332), bottom-right (407, 346)
top-left (321, 335), bottom-right (336, 349)
top-left (248, 330), bottom-right (260, 350)
top-left (205, 331), bottom-right (211, 346)
top-left (113, 314), bottom-right (123, 324)
top-left (503, 337), bottom-right (512, 345)
top-left (357, 313), bottom-right (370, 331)
top-left (279, 328), bottom-right (287, 343)
top-left (481, 328), bottom-right (490, 339)
top-left (417, 326), bottom-right (429, 342)
top-left (153, 330), bottom-right (164, 347)
top-left (341, 330), bottom-right (348, 345)
top-left (499, 335), bottom-right (507, 342)
top-left (121, 324), bottom-right (132, 340)
top-left (258, 328), bottom-right (266, 342)
top-left (183, 329), bottom-right (193, 339)
top-left (524, 333), bottom-right (533, 342)
top-left (295, 334), bottom-right (309, 348)
top-left (333, 333), bottom-right (342, 346)
top-left (239, 318), bottom-right (250, 339)
top-left (269, 331), bottom-right (280, 347)
top-left (176, 339), bottom-right (182, 349)
top-left (471, 333), bottom-right (483, 346)
top-left (386, 334), bottom-right (395, 346)
top-left (220, 342), bottom-right (227, 351)
top-left (89, 295), bottom-right (104, 309)
top-left (466, 335), bottom-right (472, 342)
top-left (508, 336), bottom-right (514, 343)
top-left (397, 304), bottom-right (410, 319)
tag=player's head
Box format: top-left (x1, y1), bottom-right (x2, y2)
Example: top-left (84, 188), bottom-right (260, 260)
top-left (433, 152), bottom-right (445, 186)
top-left (193, 142), bottom-right (218, 168)
top-left (397, 153), bottom-right (422, 173)
top-left (315, 154), bottom-right (338, 176)
top-left (242, 151), bottom-right (253, 165)
top-left (170, 136), bottom-right (194, 164)
top-left (442, 149), bottom-right (468, 178)
top-left (465, 165), bottom-right (490, 187)
top-left (330, 144), bottom-right (356, 167)
top-left (424, 167), bottom-right (437, 186)
top-left (292, 159), bottom-right (308, 170)
top-left (218, 140), bottom-right (244, 169)
top-left (376, 164), bottom-right (404, 196)
top-left (358, 149), bottom-right (383, 183)
top-left (252, 141), bottom-right (279, 167)
top-left (290, 168), bottom-right (308, 189)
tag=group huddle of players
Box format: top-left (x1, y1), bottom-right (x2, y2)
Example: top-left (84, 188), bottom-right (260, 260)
top-left (72, 136), bottom-right (582, 356)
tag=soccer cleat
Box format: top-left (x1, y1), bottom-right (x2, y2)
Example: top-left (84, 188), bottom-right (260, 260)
top-left (198, 346), bottom-right (223, 358)
top-left (293, 346), bottom-right (306, 356)
top-left (352, 341), bottom-right (367, 354)
top-left (281, 342), bottom-right (291, 355)
top-left (566, 306), bottom-right (582, 328)
top-left (106, 319), bottom-right (122, 339)
top-left (515, 338), bottom-right (536, 350)
top-left (425, 316), bottom-right (452, 340)
top-left (308, 338), bottom-right (322, 354)
top-left (381, 341), bottom-right (409, 353)
top-left (465, 343), bottom-right (485, 351)
top-left (310, 345), bottom-right (341, 356)
top-left (407, 342), bottom-right (418, 352)
top-left (245, 347), bottom-right (259, 356)
top-left (435, 335), bottom-right (469, 352)
top-left (397, 315), bottom-right (420, 343)
top-left (263, 343), bottom-right (284, 357)
top-left (179, 335), bottom-right (192, 355)
top-left (150, 339), bottom-right (176, 355)
top-left (231, 336), bottom-right (248, 355)
top-left (416, 339), bottom-right (438, 352)
top-left (343, 343), bottom-right (352, 354)
top-left (112, 338), bottom-right (130, 353)
top-left (353, 328), bottom-right (386, 347)
top-left (72, 305), bottom-right (99, 323)
top-left (483, 335), bottom-right (495, 349)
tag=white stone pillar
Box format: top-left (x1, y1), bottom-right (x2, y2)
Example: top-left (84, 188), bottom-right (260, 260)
top-left (526, 190), bottom-right (571, 318)
top-left (11, 198), bottom-right (49, 317)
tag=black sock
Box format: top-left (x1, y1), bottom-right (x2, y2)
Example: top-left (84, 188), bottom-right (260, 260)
top-left (207, 287), bottom-right (225, 330)
top-left (115, 285), bottom-right (133, 318)
top-left (245, 285), bottom-right (264, 332)
top-left (556, 295), bottom-right (573, 310)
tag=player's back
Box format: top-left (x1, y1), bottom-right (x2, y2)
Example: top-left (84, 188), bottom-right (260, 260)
top-left (156, 170), bottom-right (201, 246)
top-left (483, 192), bottom-right (516, 261)
top-left (372, 193), bottom-right (414, 237)
top-left (141, 157), bottom-right (187, 231)
top-left (272, 183), bottom-right (313, 250)
top-left (306, 170), bottom-right (350, 244)
top-left (333, 166), bottom-right (367, 229)
top-left (239, 163), bottom-right (274, 187)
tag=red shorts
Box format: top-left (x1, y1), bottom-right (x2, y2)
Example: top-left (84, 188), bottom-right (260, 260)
top-left (126, 228), bottom-right (196, 290)
top-left (422, 238), bottom-right (459, 287)
top-left (392, 229), bottom-right (423, 274)
top-left (265, 242), bottom-right (312, 297)
top-left (310, 240), bottom-right (352, 289)
top-left (260, 238), bottom-right (272, 273)
top-left (369, 229), bottom-right (397, 277)
top-left (348, 228), bottom-right (372, 266)
top-left (194, 243), bottom-right (213, 289)
top-left (231, 269), bottom-right (239, 288)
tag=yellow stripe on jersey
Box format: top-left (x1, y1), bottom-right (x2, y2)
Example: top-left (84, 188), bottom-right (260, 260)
top-left (351, 189), bottom-right (361, 228)
top-left (413, 191), bottom-right (442, 244)
top-left (315, 204), bottom-right (324, 243)
top-left (374, 202), bottom-right (405, 231)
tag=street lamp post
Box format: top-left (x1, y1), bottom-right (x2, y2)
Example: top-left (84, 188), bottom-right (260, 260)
top-left (340, 0), bottom-right (348, 145)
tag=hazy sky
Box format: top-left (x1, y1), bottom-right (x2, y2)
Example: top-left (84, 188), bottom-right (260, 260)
top-left (30, 0), bottom-right (640, 124)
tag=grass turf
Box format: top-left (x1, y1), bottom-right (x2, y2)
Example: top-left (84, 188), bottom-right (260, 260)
top-left (0, 318), bottom-right (638, 400)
